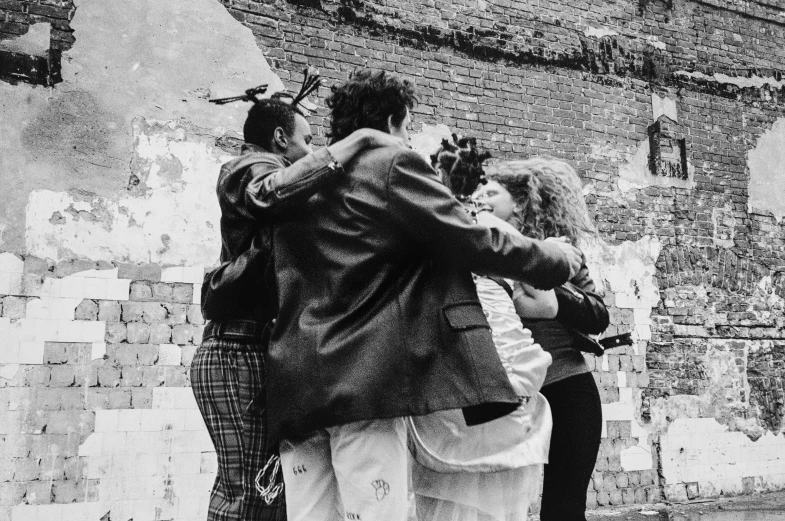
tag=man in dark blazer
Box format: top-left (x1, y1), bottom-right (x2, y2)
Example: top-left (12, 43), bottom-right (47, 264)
top-left (192, 88), bottom-right (407, 520)
top-left (267, 70), bottom-right (583, 520)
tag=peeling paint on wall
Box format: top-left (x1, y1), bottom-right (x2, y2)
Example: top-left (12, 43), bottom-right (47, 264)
top-left (712, 206), bottom-right (737, 248)
top-left (617, 139), bottom-right (695, 192)
top-left (0, 0), bottom-right (284, 255)
top-left (25, 120), bottom-right (225, 265)
top-left (583, 236), bottom-right (662, 472)
top-left (748, 118), bottom-right (785, 222)
top-left (659, 418), bottom-right (785, 500)
top-left (583, 26), bottom-right (620, 39)
top-left (674, 70), bottom-right (785, 91)
top-left (651, 93), bottom-right (677, 122)
top-left (0, 22), bottom-right (51, 55)
top-left (0, 252), bottom-right (127, 366)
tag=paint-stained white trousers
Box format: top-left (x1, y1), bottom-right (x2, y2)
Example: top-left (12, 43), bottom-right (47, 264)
top-left (280, 417), bottom-right (409, 521)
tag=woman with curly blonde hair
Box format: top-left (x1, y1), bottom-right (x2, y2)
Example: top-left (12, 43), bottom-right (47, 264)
top-left (474, 157), bottom-right (609, 521)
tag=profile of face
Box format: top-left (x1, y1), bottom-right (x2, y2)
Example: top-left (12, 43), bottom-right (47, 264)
top-left (472, 180), bottom-right (517, 223)
top-left (387, 108), bottom-right (411, 143)
top-left (280, 113), bottom-right (314, 163)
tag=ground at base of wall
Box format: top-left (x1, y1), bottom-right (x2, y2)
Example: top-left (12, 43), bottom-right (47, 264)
top-left (534, 490), bottom-right (785, 520)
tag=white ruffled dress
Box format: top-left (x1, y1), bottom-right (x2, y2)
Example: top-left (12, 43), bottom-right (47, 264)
top-left (408, 276), bottom-right (553, 521)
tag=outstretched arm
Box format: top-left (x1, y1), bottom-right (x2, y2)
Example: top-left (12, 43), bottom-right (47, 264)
top-left (238, 128), bottom-right (408, 221)
top-left (386, 150), bottom-right (579, 289)
top-left (207, 130), bottom-right (406, 321)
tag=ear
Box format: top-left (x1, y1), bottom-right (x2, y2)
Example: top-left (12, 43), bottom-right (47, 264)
top-left (386, 114), bottom-right (395, 134)
top-left (273, 127), bottom-right (288, 150)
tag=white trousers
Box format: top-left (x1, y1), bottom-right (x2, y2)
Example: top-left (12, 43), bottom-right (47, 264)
top-left (280, 417), bottom-right (409, 521)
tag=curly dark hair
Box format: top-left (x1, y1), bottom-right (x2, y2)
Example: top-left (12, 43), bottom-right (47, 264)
top-left (243, 98), bottom-right (300, 151)
top-left (326, 70), bottom-right (417, 142)
top-left (431, 134), bottom-right (491, 201)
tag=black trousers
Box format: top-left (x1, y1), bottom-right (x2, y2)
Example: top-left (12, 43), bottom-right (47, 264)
top-left (539, 371), bottom-right (602, 521)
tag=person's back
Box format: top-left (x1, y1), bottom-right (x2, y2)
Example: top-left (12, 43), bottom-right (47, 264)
top-left (269, 145), bottom-right (528, 440)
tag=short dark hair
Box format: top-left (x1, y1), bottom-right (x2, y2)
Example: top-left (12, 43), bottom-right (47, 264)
top-left (243, 99), bottom-right (299, 150)
top-left (326, 70), bottom-right (417, 142)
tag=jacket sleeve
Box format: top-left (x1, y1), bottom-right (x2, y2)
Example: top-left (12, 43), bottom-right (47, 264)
top-left (243, 147), bottom-right (340, 221)
top-left (200, 233), bottom-right (270, 322)
top-left (204, 149), bottom-right (339, 321)
top-left (553, 262), bottom-right (610, 335)
top-left (386, 149), bottom-right (570, 289)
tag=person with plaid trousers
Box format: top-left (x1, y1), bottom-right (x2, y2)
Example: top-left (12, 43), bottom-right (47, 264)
top-left (191, 77), bottom-right (408, 521)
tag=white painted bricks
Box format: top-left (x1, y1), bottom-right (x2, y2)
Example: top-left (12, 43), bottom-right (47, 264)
top-left (660, 418), bottom-right (785, 493)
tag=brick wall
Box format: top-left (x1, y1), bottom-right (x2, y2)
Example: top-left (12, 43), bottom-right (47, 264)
top-left (1, 0), bottom-right (785, 515)
top-left (216, 0), bottom-right (785, 506)
top-left (0, 253), bottom-right (214, 520)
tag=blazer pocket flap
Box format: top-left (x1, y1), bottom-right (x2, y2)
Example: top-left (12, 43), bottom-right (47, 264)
top-left (443, 302), bottom-right (489, 330)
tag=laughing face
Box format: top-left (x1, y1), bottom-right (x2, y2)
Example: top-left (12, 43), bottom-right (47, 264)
top-left (472, 180), bottom-right (516, 223)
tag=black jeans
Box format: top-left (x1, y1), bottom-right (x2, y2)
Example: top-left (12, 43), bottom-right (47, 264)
top-left (539, 371), bottom-right (602, 521)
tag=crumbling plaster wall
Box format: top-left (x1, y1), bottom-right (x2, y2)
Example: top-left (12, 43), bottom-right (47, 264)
top-left (0, 0), bottom-right (283, 258)
top-left (0, 0), bottom-right (288, 519)
top-left (1, 0), bottom-right (785, 516)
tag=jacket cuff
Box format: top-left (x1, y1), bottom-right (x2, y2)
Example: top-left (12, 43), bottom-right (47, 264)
top-left (272, 147), bottom-right (340, 199)
top-left (530, 240), bottom-right (571, 290)
top-left (553, 284), bottom-right (582, 322)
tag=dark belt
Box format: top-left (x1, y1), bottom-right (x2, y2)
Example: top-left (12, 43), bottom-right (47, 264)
top-left (202, 319), bottom-right (268, 343)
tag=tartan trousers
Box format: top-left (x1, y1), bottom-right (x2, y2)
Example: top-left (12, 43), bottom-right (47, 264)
top-left (190, 337), bottom-right (286, 521)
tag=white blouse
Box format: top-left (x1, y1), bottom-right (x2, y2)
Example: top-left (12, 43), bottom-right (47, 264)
top-left (408, 276), bottom-right (553, 473)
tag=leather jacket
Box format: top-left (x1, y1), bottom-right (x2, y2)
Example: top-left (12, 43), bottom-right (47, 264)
top-left (201, 144), bottom-right (341, 323)
top-left (521, 261), bottom-right (610, 374)
top-left (267, 146), bottom-right (572, 442)
top-left (553, 261), bottom-right (609, 335)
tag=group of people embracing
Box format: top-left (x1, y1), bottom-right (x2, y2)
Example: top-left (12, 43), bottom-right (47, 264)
top-left (189, 68), bottom-right (609, 521)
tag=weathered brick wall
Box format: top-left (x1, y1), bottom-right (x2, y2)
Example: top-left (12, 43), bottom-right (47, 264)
top-left (0, 254), bottom-right (214, 520)
top-left (218, 0), bottom-right (785, 506)
top-left (1, 0), bottom-right (785, 516)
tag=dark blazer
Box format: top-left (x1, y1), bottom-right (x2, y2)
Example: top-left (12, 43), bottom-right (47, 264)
top-left (202, 145), bottom-right (341, 323)
top-left (267, 146), bottom-right (572, 442)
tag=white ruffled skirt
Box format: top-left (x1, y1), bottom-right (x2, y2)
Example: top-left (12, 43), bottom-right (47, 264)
top-left (412, 459), bottom-right (543, 521)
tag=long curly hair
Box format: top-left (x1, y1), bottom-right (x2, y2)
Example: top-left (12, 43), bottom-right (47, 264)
top-left (487, 157), bottom-right (597, 246)
top-left (431, 134), bottom-right (491, 201)
top-left (325, 70), bottom-right (417, 143)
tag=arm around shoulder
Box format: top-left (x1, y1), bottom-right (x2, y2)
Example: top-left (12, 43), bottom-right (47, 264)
top-left (386, 150), bottom-right (571, 289)
top-left (244, 148), bottom-right (341, 221)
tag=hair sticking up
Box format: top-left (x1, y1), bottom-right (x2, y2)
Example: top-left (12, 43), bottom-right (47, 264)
top-left (209, 68), bottom-right (323, 151)
top-left (487, 157), bottom-right (597, 246)
top-left (431, 134), bottom-right (491, 201)
top-left (208, 67), bottom-right (322, 114)
top-left (208, 84), bottom-right (269, 105)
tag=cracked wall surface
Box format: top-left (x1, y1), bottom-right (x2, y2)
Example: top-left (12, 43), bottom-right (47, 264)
top-left (0, 0), bottom-right (286, 518)
top-left (2, 0), bottom-right (785, 515)
top-left (748, 118), bottom-right (785, 223)
top-left (0, 0), bottom-right (283, 255)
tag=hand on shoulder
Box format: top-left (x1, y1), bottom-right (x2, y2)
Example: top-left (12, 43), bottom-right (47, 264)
top-left (544, 237), bottom-right (582, 280)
